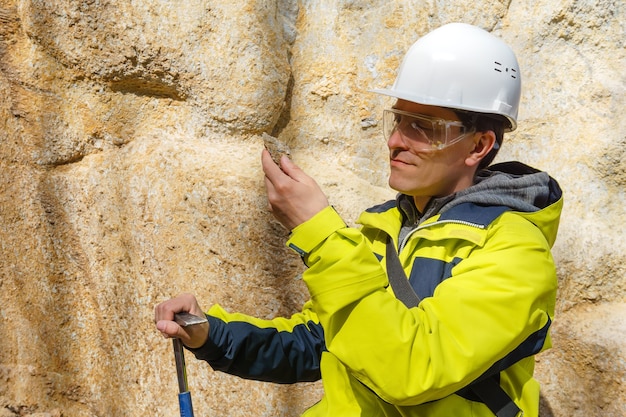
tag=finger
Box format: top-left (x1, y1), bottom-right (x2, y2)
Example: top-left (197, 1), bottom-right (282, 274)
top-left (276, 154), bottom-right (297, 177)
top-left (154, 301), bottom-right (175, 323)
top-left (262, 149), bottom-right (306, 185)
top-left (154, 293), bottom-right (203, 323)
top-left (261, 149), bottom-right (284, 180)
top-left (277, 155), bottom-right (315, 185)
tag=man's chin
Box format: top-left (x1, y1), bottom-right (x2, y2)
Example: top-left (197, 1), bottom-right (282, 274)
top-left (388, 178), bottom-right (415, 195)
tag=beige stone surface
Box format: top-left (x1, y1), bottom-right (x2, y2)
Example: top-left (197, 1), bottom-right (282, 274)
top-left (0, 0), bottom-right (624, 416)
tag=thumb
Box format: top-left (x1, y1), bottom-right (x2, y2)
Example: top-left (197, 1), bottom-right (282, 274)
top-left (279, 155), bottom-right (306, 181)
top-left (156, 320), bottom-right (184, 339)
top-left (156, 318), bottom-right (209, 348)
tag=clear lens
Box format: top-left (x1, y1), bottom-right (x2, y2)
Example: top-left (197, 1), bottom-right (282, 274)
top-left (382, 109), bottom-right (472, 151)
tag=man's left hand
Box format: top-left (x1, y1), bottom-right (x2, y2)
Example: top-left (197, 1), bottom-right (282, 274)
top-left (262, 149), bottom-right (329, 231)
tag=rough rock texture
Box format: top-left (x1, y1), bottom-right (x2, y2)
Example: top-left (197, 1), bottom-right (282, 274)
top-left (0, 1), bottom-right (624, 416)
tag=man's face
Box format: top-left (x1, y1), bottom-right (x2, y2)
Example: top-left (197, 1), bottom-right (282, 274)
top-left (386, 100), bottom-right (477, 208)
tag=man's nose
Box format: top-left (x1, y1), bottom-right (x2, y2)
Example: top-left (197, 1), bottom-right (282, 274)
top-left (387, 129), bottom-right (408, 150)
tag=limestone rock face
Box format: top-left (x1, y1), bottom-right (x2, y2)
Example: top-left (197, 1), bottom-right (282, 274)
top-left (0, 1), bottom-right (624, 416)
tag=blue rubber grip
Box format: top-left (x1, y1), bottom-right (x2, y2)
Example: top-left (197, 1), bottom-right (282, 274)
top-left (178, 391), bottom-right (195, 417)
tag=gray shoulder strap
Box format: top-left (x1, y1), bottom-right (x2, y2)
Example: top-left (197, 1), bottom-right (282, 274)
top-left (385, 236), bottom-right (421, 308)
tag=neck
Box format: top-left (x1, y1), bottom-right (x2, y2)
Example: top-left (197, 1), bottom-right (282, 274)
top-left (412, 173), bottom-right (477, 213)
top-left (413, 196), bottom-right (430, 214)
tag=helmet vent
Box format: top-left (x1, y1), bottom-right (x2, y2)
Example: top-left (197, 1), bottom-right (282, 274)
top-left (493, 61), bottom-right (518, 79)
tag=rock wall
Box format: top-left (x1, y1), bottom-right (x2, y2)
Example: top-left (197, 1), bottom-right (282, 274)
top-left (0, 1), bottom-right (624, 416)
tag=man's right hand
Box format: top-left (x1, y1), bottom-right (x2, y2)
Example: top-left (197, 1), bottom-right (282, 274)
top-left (154, 293), bottom-right (209, 349)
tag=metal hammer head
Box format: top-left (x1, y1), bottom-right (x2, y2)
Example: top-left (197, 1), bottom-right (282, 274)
top-left (174, 312), bottom-right (208, 328)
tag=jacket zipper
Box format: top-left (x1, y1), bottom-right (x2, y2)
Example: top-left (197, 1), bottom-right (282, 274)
top-left (398, 219), bottom-right (487, 253)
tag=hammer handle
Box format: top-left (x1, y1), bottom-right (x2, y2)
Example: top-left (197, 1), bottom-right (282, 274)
top-left (178, 391), bottom-right (195, 417)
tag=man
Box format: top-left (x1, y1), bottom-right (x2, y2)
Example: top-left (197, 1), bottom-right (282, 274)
top-left (155, 23), bottom-right (563, 417)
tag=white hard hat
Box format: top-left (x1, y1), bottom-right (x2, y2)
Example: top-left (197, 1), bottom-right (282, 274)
top-left (372, 23), bottom-right (521, 131)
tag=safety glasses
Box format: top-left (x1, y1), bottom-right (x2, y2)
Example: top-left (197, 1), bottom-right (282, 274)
top-left (382, 109), bottom-right (475, 151)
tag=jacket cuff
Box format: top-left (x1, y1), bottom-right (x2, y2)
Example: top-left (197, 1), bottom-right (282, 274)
top-left (286, 206), bottom-right (347, 257)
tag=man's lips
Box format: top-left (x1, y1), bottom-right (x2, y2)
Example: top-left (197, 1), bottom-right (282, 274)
top-left (390, 158), bottom-right (410, 166)
top-left (390, 151), bottom-right (412, 166)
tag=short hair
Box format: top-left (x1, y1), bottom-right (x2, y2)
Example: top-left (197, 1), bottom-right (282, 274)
top-left (454, 111), bottom-right (506, 170)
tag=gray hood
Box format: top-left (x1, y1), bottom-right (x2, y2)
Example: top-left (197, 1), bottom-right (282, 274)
top-left (398, 161), bottom-right (563, 234)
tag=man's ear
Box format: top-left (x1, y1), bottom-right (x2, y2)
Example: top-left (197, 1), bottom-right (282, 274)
top-left (465, 131), bottom-right (496, 168)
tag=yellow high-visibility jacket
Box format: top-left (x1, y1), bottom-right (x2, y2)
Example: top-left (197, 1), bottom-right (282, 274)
top-left (193, 162), bottom-right (563, 417)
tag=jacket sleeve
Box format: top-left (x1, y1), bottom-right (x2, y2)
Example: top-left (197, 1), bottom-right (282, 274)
top-left (286, 206), bottom-right (557, 406)
top-left (188, 301), bottom-right (325, 383)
